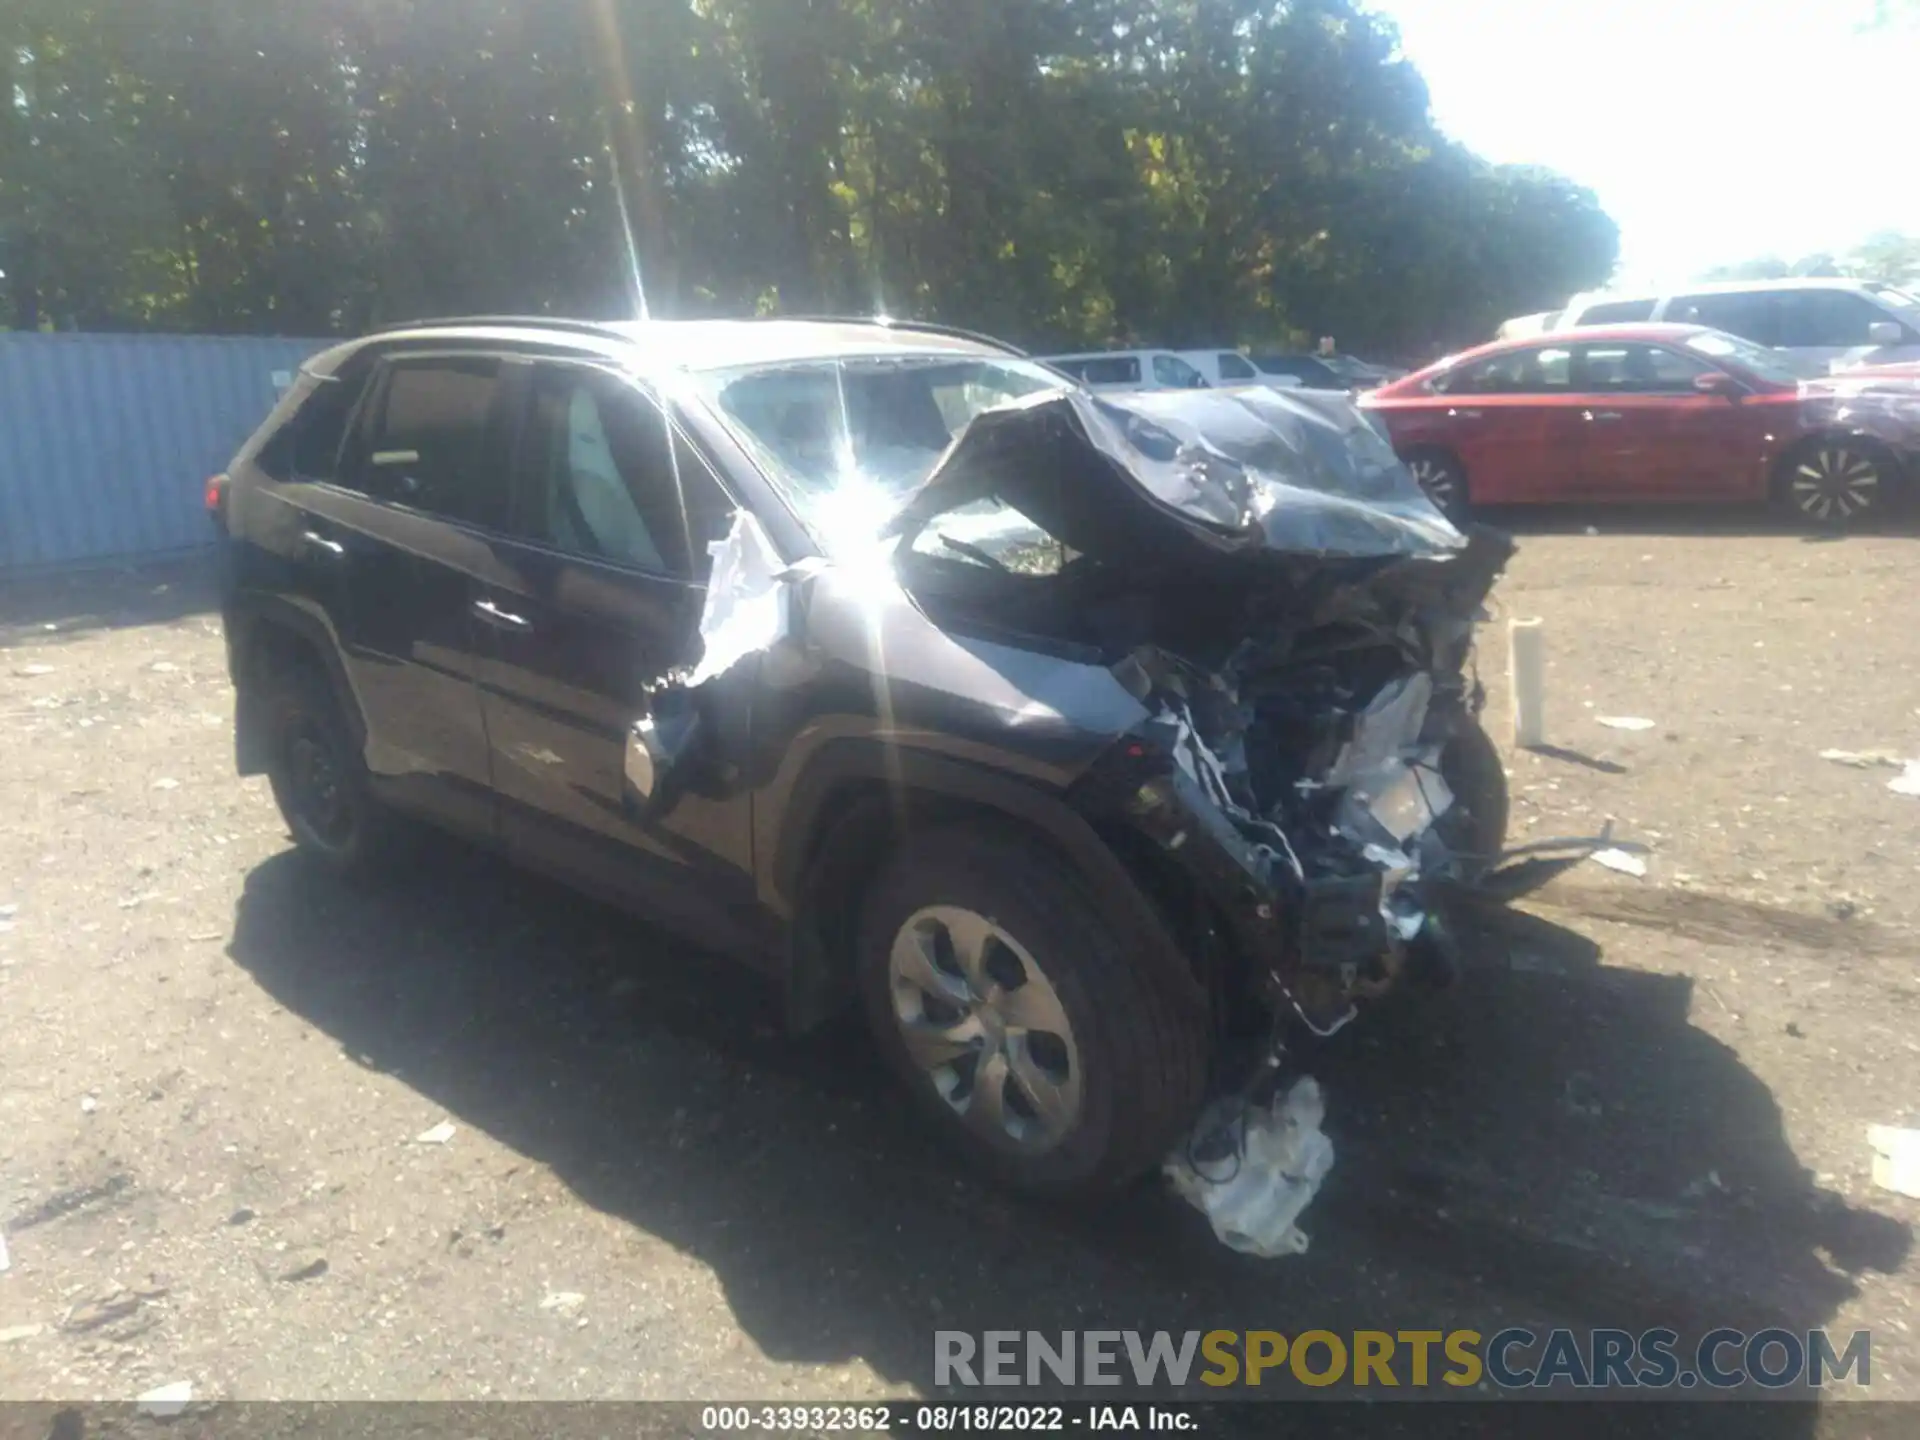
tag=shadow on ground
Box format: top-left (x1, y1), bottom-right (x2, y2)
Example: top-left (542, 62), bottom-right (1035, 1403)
top-left (0, 553), bottom-right (218, 644)
top-left (226, 839), bottom-right (1904, 1432)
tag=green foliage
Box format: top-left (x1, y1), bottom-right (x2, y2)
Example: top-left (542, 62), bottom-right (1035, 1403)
top-left (0, 0), bottom-right (1619, 356)
top-left (1697, 234), bottom-right (1920, 290)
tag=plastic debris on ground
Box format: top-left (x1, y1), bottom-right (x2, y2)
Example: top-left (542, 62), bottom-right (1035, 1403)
top-left (413, 1120), bottom-right (456, 1145)
top-left (136, 1382), bottom-right (193, 1417)
top-left (1596, 716), bottom-right (1656, 732)
top-left (1891, 762), bottom-right (1920, 798)
top-left (1165, 1077), bottom-right (1333, 1258)
top-left (686, 510), bottom-right (790, 687)
top-left (1868, 1126), bottom-right (1920, 1198)
top-left (1591, 847), bottom-right (1649, 878)
top-left (540, 1291), bottom-right (586, 1312)
top-left (1819, 748), bottom-right (1906, 770)
top-left (0, 1231), bottom-right (10, 1272)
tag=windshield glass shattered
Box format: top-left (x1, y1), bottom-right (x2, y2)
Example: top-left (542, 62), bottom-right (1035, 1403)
top-left (692, 355), bottom-right (1064, 552)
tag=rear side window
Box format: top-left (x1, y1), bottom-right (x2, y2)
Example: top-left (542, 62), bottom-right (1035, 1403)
top-left (1076, 356), bottom-right (1141, 385)
top-left (1667, 292), bottom-right (1778, 346)
top-left (1433, 346), bottom-right (1573, 395)
top-left (1574, 299), bottom-right (1656, 325)
top-left (253, 369), bottom-right (370, 482)
top-left (347, 356), bottom-right (508, 527)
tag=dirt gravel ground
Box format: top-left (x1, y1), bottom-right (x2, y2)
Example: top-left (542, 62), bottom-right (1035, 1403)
top-left (1, 513), bottom-right (1918, 1432)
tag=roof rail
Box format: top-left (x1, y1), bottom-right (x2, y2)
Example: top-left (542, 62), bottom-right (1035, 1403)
top-left (361, 314), bottom-right (633, 340)
top-left (755, 313), bottom-right (1028, 357)
top-left (361, 311), bottom-right (1028, 357)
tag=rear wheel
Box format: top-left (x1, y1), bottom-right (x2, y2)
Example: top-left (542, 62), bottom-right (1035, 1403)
top-left (1774, 436), bottom-right (1897, 529)
top-left (856, 825), bottom-right (1209, 1198)
top-left (1405, 451), bottom-right (1469, 521)
top-left (260, 661), bottom-right (390, 878)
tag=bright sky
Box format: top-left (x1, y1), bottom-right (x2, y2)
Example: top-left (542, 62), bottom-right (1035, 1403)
top-left (1368, 0), bottom-right (1920, 290)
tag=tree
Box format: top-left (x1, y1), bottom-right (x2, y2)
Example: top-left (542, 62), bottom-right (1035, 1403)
top-left (0, 0), bottom-right (1621, 357)
top-left (1850, 231), bottom-right (1920, 288)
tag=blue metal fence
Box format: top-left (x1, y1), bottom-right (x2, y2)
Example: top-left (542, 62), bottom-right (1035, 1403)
top-left (0, 333), bottom-right (331, 570)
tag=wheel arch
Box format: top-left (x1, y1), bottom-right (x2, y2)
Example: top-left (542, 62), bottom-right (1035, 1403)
top-left (227, 594), bottom-right (366, 776)
top-left (774, 741), bottom-right (1211, 1034)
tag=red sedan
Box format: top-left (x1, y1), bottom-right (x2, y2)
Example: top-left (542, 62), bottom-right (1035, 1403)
top-left (1360, 324), bottom-right (1918, 527)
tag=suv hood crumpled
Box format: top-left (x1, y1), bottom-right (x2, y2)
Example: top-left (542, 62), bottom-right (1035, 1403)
top-left (879, 384), bottom-right (1467, 565)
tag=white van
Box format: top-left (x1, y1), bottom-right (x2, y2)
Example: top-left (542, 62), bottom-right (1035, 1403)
top-left (1039, 347), bottom-right (1304, 391)
top-left (1039, 349), bottom-right (1210, 392)
top-left (1548, 278), bottom-right (1920, 373)
top-left (1176, 349), bottom-right (1301, 386)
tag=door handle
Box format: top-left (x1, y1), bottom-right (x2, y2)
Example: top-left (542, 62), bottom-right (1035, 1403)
top-left (1447, 408), bottom-right (1483, 419)
top-left (301, 529), bottom-right (345, 558)
top-left (1583, 410), bottom-right (1625, 423)
top-left (472, 598), bottom-right (532, 631)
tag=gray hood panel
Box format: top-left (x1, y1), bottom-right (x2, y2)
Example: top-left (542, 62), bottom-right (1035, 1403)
top-left (883, 384), bottom-right (1466, 565)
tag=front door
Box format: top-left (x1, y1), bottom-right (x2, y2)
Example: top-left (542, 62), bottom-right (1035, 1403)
top-left (475, 357), bottom-right (758, 951)
top-left (1569, 342), bottom-right (1761, 500)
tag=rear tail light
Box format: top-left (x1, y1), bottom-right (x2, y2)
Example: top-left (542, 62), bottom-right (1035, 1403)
top-left (205, 472), bottom-right (229, 520)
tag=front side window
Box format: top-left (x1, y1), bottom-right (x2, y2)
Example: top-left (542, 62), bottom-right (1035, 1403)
top-left (1684, 330), bottom-right (1816, 384)
top-left (1216, 352), bottom-right (1258, 380)
top-left (1774, 290), bottom-right (1893, 348)
top-left (515, 365), bottom-right (726, 576)
top-left (351, 356), bottom-right (506, 526)
top-left (1577, 343), bottom-right (1711, 392)
top-left (1152, 353), bottom-right (1207, 388)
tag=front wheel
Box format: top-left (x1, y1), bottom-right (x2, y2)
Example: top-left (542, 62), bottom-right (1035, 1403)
top-left (1774, 437), bottom-right (1899, 529)
top-left (1405, 451), bottom-right (1470, 522)
top-left (856, 825), bottom-right (1209, 1198)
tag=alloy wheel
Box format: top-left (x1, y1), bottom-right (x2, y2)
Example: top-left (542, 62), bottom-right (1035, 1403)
top-left (1408, 456), bottom-right (1460, 512)
top-left (1790, 445), bottom-right (1881, 523)
top-left (887, 905), bottom-right (1083, 1153)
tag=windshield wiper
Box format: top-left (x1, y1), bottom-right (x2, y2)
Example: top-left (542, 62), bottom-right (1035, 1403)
top-left (936, 532), bottom-right (1011, 573)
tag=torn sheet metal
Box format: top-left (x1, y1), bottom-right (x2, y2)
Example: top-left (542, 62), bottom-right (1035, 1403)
top-left (1166, 1077), bottom-right (1334, 1258)
top-left (882, 385), bottom-right (1464, 565)
top-left (686, 509), bottom-right (790, 687)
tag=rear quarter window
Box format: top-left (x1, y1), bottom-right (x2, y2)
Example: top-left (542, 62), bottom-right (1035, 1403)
top-left (252, 368), bottom-right (371, 482)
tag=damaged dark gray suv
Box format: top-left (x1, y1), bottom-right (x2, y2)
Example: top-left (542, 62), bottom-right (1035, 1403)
top-left (215, 316), bottom-right (1539, 1198)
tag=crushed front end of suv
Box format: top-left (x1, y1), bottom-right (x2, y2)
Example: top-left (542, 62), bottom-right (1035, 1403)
top-left (217, 318), bottom-right (1592, 1200)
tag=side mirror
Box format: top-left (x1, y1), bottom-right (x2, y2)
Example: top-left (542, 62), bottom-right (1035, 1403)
top-left (1693, 371), bottom-right (1743, 398)
top-left (1868, 320), bottom-right (1904, 346)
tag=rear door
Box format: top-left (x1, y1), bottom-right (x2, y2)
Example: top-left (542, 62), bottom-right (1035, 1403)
top-left (1415, 343), bottom-right (1584, 502)
top-left (284, 351), bottom-right (515, 838)
top-left (475, 357), bottom-right (759, 948)
top-left (1569, 341), bottom-right (1762, 499)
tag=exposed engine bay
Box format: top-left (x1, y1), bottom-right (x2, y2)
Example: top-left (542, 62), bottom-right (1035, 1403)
top-left (900, 522), bottom-right (1515, 1036)
top-left (878, 384), bottom-right (1596, 1037)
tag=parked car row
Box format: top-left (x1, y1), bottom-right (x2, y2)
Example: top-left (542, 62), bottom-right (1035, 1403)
top-left (1360, 323), bottom-right (1919, 527)
top-left (1514, 277), bottom-right (1920, 375)
top-left (1038, 347), bottom-right (1406, 393)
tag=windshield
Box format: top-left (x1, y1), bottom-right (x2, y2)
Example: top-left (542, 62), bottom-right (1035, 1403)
top-left (692, 355), bottom-right (1068, 552)
top-left (1684, 329), bottom-right (1817, 385)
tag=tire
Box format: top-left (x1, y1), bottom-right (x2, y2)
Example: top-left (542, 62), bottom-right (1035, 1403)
top-left (1440, 717), bottom-right (1509, 874)
top-left (1404, 450), bottom-right (1470, 522)
top-left (1773, 436), bottom-right (1899, 530)
top-left (855, 824), bottom-right (1210, 1198)
top-left (259, 659), bottom-right (390, 878)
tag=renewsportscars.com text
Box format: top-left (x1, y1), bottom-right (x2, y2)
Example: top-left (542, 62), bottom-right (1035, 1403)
top-left (934, 1328), bottom-right (1871, 1392)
